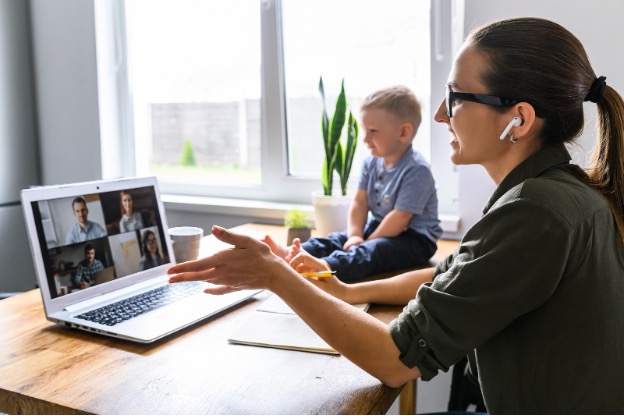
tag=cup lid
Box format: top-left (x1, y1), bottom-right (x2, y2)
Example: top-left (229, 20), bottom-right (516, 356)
top-left (168, 226), bottom-right (204, 236)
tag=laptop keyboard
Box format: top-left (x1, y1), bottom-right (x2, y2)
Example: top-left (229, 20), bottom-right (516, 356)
top-left (76, 282), bottom-right (205, 326)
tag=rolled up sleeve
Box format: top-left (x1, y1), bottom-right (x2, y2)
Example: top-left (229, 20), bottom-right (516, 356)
top-left (390, 301), bottom-right (449, 380)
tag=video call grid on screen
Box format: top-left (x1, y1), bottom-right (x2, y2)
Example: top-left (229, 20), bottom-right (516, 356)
top-left (30, 185), bottom-right (170, 299)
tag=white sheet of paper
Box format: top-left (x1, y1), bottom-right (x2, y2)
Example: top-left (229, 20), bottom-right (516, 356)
top-left (257, 293), bottom-right (369, 314)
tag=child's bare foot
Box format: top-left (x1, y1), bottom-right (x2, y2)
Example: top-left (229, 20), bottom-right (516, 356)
top-left (262, 235), bottom-right (289, 259)
top-left (284, 238), bottom-right (303, 263)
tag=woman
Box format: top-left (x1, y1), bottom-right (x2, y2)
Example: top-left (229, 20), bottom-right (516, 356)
top-left (139, 230), bottom-right (165, 271)
top-left (119, 191), bottom-right (144, 233)
top-left (168, 18), bottom-right (624, 413)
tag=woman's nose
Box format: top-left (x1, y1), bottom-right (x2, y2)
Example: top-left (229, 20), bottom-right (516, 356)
top-left (434, 99), bottom-right (449, 124)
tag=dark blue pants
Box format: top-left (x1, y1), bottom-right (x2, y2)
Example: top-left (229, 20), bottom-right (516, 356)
top-left (302, 220), bottom-right (437, 282)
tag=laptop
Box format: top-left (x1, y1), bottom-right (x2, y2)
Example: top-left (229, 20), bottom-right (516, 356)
top-left (21, 176), bottom-right (261, 343)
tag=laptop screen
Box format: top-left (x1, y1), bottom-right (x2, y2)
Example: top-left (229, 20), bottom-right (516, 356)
top-left (28, 184), bottom-right (170, 300)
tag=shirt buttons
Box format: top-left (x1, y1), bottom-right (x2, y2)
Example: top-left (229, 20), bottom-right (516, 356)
top-left (418, 339), bottom-right (427, 348)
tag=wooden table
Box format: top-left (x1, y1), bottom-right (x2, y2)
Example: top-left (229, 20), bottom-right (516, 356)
top-left (0, 223), bottom-right (458, 415)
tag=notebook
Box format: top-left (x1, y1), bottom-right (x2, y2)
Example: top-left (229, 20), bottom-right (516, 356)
top-left (21, 176), bottom-right (261, 343)
top-left (228, 293), bottom-right (369, 355)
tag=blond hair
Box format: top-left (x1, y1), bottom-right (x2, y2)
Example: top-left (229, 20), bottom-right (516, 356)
top-left (360, 85), bottom-right (422, 140)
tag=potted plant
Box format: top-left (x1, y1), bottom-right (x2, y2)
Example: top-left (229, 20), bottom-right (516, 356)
top-left (319, 77), bottom-right (359, 196)
top-left (284, 208), bottom-right (313, 243)
top-left (312, 77), bottom-right (359, 236)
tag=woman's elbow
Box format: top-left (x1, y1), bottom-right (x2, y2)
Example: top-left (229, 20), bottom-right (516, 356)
top-left (378, 372), bottom-right (417, 388)
top-left (380, 376), bottom-right (406, 388)
top-left (375, 365), bottom-right (421, 388)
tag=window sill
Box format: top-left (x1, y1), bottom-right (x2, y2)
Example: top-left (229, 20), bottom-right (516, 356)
top-left (162, 194), bottom-right (461, 234)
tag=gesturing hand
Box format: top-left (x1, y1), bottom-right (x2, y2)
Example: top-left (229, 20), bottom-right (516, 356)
top-left (167, 225), bottom-right (293, 295)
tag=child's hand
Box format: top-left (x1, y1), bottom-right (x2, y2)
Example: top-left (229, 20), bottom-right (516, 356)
top-left (343, 235), bottom-right (364, 251)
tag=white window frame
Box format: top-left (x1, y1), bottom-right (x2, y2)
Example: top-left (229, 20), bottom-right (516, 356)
top-left (94, 0), bottom-right (463, 233)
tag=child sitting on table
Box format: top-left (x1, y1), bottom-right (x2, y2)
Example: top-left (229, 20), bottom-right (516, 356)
top-left (265, 85), bottom-right (442, 281)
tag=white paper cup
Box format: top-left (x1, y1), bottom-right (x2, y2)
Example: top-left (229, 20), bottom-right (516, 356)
top-left (169, 226), bottom-right (204, 263)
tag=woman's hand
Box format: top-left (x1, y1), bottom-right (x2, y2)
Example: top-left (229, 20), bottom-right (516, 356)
top-left (288, 251), bottom-right (352, 302)
top-left (289, 251), bottom-right (330, 274)
top-left (304, 275), bottom-right (352, 303)
top-left (167, 226), bottom-right (294, 295)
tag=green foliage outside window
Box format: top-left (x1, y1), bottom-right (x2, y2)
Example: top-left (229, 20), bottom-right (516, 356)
top-left (180, 139), bottom-right (197, 166)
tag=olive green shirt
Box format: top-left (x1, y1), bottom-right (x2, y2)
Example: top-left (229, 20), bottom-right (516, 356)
top-left (389, 143), bottom-right (624, 414)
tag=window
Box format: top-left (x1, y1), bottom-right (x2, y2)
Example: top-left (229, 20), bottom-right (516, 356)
top-left (125, 0), bottom-right (262, 188)
top-left (96, 0), bottom-right (459, 215)
top-left (280, 0), bottom-right (430, 178)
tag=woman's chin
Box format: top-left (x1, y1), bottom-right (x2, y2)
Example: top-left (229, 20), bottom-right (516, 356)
top-left (449, 140), bottom-right (469, 165)
top-left (449, 145), bottom-right (461, 164)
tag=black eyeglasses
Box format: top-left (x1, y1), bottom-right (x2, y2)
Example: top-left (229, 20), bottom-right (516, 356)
top-left (146, 239), bottom-right (157, 245)
top-left (446, 86), bottom-right (518, 117)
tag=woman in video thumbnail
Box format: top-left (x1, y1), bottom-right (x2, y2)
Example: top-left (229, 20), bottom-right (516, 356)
top-left (139, 230), bottom-right (165, 271)
top-left (119, 191), bottom-right (144, 233)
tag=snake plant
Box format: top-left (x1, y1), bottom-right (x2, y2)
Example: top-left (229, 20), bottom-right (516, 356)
top-left (319, 77), bottom-right (359, 196)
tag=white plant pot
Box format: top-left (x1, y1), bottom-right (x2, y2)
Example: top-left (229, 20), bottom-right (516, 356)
top-left (311, 191), bottom-right (351, 238)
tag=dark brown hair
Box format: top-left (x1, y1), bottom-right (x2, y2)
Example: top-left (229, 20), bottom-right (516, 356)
top-left (468, 17), bottom-right (624, 243)
top-left (141, 230), bottom-right (162, 265)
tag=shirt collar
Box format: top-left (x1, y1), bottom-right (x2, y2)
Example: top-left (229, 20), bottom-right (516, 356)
top-left (376, 146), bottom-right (414, 172)
top-left (78, 220), bottom-right (93, 233)
top-left (482, 143), bottom-right (572, 214)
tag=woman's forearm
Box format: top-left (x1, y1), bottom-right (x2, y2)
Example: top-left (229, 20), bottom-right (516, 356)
top-left (345, 267), bottom-right (435, 305)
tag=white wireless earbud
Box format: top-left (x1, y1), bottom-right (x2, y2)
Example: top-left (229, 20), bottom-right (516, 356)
top-left (499, 117), bottom-right (522, 141)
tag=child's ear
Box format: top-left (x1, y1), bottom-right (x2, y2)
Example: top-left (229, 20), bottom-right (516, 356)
top-left (399, 122), bottom-right (413, 143)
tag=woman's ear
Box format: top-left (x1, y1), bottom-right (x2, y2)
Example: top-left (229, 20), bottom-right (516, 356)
top-left (513, 103), bottom-right (538, 139)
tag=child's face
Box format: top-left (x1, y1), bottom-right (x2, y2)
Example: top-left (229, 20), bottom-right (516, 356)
top-left (361, 108), bottom-right (411, 162)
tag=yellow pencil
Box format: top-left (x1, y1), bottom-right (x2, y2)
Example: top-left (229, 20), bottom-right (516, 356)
top-left (300, 271), bottom-right (336, 279)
